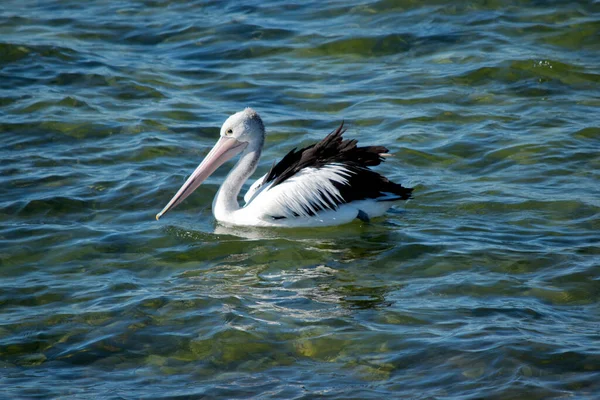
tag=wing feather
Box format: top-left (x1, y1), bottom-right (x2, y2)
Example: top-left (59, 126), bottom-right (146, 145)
top-left (245, 165), bottom-right (353, 219)
top-left (243, 122), bottom-right (413, 221)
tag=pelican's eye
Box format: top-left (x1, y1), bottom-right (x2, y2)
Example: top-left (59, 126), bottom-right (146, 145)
top-left (226, 128), bottom-right (233, 135)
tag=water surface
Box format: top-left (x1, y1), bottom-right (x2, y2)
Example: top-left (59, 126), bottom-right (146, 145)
top-left (1, 0), bottom-right (599, 398)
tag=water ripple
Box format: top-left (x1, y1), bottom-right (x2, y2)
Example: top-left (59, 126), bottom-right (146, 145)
top-left (1, 0), bottom-right (599, 398)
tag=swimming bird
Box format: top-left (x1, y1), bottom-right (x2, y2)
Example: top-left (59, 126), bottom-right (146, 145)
top-left (156, 108), bottom-right (413, 227)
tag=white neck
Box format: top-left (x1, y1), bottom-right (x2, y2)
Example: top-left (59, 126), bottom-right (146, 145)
top-left (212, 138), bottom-right (263, 220)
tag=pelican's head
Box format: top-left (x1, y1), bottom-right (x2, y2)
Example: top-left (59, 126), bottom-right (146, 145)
top-left (155, 108), bottom-right (264, 220)
top-left (220, 107), bottom-right (265, 145)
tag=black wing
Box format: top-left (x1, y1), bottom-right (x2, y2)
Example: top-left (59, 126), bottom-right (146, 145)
top-left (264, 122), bottom-right (413, 205)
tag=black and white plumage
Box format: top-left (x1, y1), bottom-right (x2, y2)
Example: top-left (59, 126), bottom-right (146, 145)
top-left (244, 122), bottom-right (413, 219)
top-left (156, 108), bottom-right (413, 227)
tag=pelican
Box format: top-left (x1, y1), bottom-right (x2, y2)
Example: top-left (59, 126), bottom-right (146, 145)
top-left (156, 108), bottom-right (413, 227)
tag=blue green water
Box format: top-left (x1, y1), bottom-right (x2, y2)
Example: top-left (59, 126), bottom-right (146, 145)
top-left (1, 1), bottom-right (599, 398)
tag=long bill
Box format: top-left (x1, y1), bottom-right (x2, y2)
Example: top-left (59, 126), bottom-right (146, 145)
top-left (156, 136), bottom-right (248, 220)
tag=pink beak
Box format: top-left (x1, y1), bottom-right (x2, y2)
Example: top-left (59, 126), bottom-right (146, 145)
top-left (156, 136), bottom-right (247, 220)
